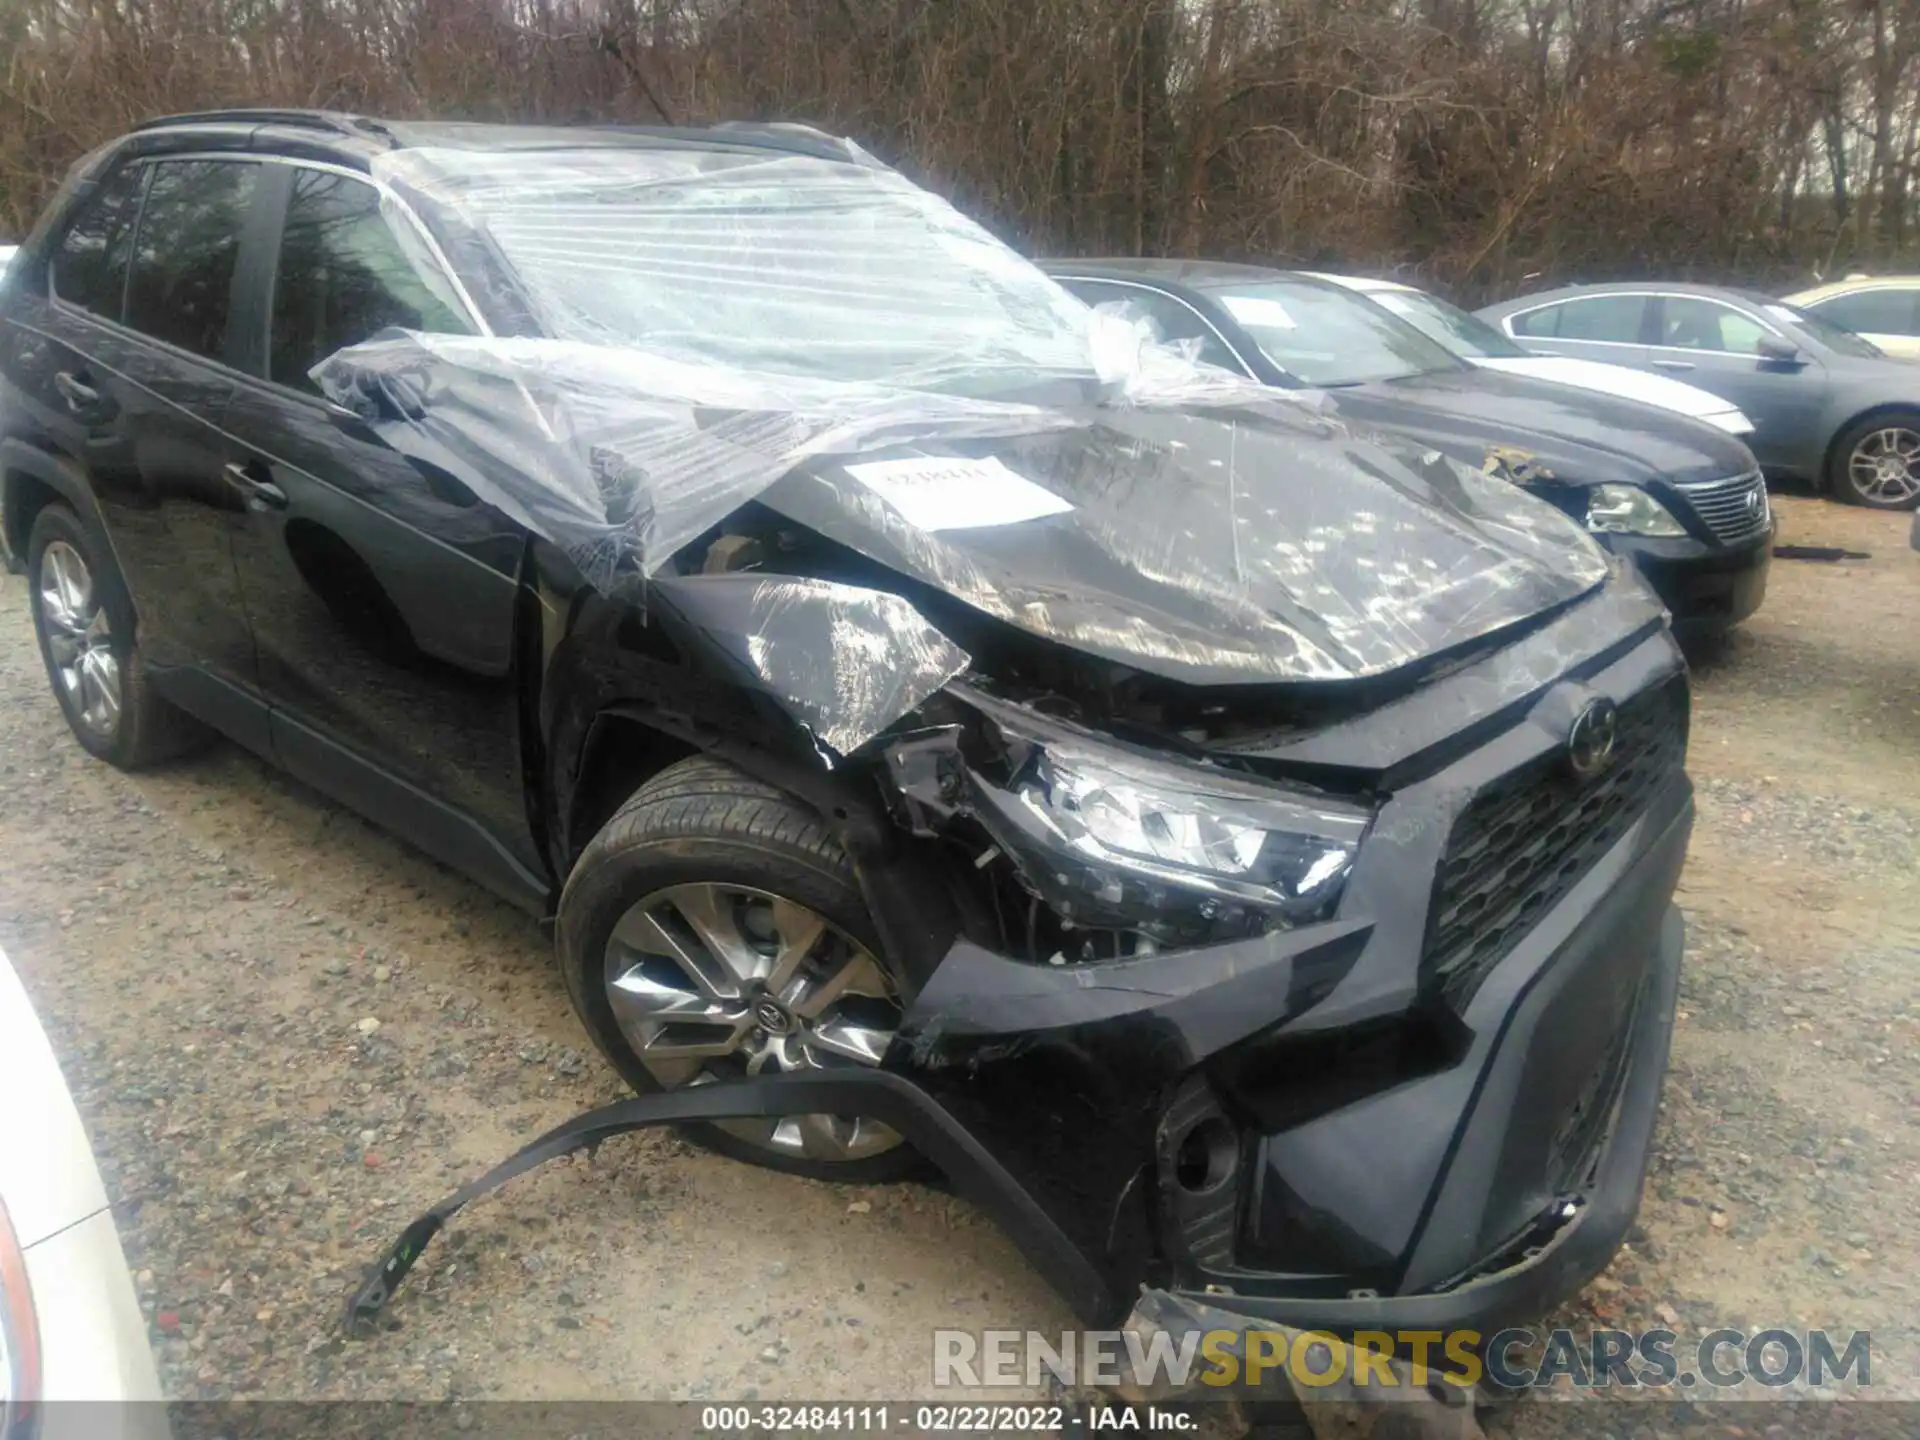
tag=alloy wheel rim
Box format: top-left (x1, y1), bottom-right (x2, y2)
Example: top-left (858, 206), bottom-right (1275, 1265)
top-left (37, 541), bottom-right (121, 738)
top-left (1848, 427), bottom-right (1920, 504)
top-left (604, 882), bottom-right (903, 1162)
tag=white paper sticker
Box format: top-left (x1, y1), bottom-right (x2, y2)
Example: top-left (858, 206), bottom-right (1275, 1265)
top-left (842, 456), bottom-right (1074, 532)
top-left (1221, 295), bottom-right (1298, 330)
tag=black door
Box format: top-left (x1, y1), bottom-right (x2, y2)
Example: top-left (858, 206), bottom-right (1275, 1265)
top-left (219, 161), bottom-right (547, 905)
top-left (9, 156), bottom-right (270, 751)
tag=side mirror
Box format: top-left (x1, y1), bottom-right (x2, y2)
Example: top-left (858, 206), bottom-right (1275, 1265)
top-left (319, 371), bottom-right (428, 428)
top-left (1757, 335), bottom-right (1802, 364)
top-left (323, 401), bottom-right (389, 450)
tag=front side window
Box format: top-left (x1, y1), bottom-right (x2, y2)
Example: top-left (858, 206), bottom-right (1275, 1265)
top-left (1206, 280), bottom-right (1461, 387)
top-left (52, 162), bottom-right (147, 319)
top-left (125, 159), bottom-right (259, 360)
top-left (1805, 288), bottom-right (1920, 338)
top-left (270, 168), bottom-right (473, 392)
top-left (1513, 295), bottom-right (1646, 343)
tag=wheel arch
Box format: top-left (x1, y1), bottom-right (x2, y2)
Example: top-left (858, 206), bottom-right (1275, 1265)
top-left (536, 593), bottom-right (835, 873)
top-left (1, 440), bottom-right (101, 571)
top-left (1820, 402), bottom-right (1920, 494)
top-left (561, 710), bottom-right (701, 867)
top-left (550, 689), bottom-right (971, 999)
top-left (536, 597), bottom-right (970, 993)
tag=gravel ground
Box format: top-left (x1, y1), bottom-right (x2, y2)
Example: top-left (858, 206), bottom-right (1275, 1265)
top-left (2, 495), bottom-right (1918, 1426)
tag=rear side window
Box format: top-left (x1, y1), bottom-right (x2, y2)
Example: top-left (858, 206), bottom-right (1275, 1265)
top-left (1807, 288), bottom-right (1920, 338)
top-left (270, 168), bottom-right (472, 392)
top-left (125, 159), bottom-right (259, 360)
top-left (52, 163), bottom-right (146, 318)
top-left (1512, 295), bottom-right (1646, 343)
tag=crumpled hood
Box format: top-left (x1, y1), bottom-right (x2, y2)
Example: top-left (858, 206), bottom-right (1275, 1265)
top-left (1325, 366), bottom-right (1756, 487)
top-left (756, 401), bottom-right (1611, 686)
top-left (316, 333), bottom-right (1610, 690)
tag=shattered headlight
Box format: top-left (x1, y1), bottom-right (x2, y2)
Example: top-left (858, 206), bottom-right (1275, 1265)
top-left (965, 706), bottom-right (1371, 939)
top-left (1586, 484), bottom-right (1686, 537)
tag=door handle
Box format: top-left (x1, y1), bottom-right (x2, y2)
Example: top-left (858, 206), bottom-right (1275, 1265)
top-left (53, 370), bottom-right (103, 410)
top-left (1650, 359), bottom-right (1696, 371)
top-left (223, 461), bottom-right (289, 510)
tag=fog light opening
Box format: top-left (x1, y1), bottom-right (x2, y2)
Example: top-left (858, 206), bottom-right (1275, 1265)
top-left (1172, 1117), bottom-right (1236, 1194)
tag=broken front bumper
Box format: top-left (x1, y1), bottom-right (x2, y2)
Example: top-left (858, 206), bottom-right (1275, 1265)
top-left (352, 672), bottom-right (1692, 1344)
top-left (885, 776), bottom-right (1690, 1334)
top-left (1137, 901), bottom-right (1682, 1337)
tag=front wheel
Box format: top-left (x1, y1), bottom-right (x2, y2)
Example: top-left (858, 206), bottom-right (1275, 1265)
top-left (555, 755), bottom-right (920, 1182)
top-left (1828, 411), bottom-right (1920, 509)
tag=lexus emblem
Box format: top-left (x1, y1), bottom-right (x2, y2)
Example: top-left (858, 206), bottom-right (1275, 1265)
top-left (1567, 699), bottom-right (1619, 781)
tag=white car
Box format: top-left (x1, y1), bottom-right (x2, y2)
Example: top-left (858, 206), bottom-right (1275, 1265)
top-left (1, 946), bottom-right (167, 1437)
top-left (1785, 275), bottom-right (1920, 360)
top-left (1312, 273), bottom-right (1755, 435)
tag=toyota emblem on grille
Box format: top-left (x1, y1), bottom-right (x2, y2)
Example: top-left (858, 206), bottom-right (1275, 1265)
top-left (1745, 487), bottom-right (1762, 515)
top-left (1567, 698), bottom-right (1619, 780)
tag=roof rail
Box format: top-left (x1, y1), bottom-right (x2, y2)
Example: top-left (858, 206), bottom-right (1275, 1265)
top-left (582, 121), bottom-right (855, 163)
top-left (132, 109), bottom-right (393, 141)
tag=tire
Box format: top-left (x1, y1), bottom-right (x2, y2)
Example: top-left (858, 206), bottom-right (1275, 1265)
top-left (556, 754), bottom-right (922, 1183)
top-left (1826, 410), bottom-right (1920, 509)
top-left (25, 504), bottom-right (209, 768)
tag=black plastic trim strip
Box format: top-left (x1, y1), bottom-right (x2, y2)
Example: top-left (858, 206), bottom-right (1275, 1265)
top-left (344, 1068), bottom-right (1115, 1334)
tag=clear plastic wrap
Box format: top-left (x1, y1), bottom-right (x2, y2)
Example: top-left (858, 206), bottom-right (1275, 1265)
top-left (312, 126), bottom-right (1607, 710)
top-left (313, 329), bottom-right (1087, 590)
top-left (653, 573), bottom-right (969, 761)
top-left (314, 134), bottom-right (1286, 591)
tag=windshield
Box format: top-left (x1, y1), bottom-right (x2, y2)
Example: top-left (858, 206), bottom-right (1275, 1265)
top-left (1761, 300), bottom-right (1886, 360)
top-left (382, 144), bottom-right (1110, 396)
top-left (1208, 280), bottom-right (1463, 386)
top-left (1372, 290), bottom-right (1529, 360)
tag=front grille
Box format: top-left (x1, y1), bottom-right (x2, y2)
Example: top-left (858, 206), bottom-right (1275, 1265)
top-left (1674, 470), bottom-right (1770, 545)
top-left (1425, 680), bottom-right (1686, 1008)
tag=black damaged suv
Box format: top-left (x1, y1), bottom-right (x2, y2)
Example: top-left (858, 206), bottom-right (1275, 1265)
top-left (1, 111), bottom-right (1691, 1338)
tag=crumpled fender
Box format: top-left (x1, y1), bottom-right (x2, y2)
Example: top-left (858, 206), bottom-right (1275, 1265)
top-left (649, 572), bottom-right (969, 761)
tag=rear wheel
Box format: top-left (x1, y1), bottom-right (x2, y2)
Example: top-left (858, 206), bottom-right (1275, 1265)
top-left (556, 755), bottom-right (918, 1182)
top-left (26, 504), bottom-right (207, 768)
top-left (1828, 411), bottom-right (1920, 509)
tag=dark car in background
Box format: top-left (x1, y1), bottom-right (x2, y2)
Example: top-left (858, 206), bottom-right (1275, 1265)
top-left (1478, 282), bottom-right (1920, 510)
top-left (1046, 260), bottom-right (1773, 636)
top-left (4, 110), bottom-right (1693, 1341)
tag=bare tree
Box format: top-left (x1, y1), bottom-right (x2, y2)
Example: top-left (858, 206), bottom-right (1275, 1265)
top-left (3, 0), bottom-right (1917, 298)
